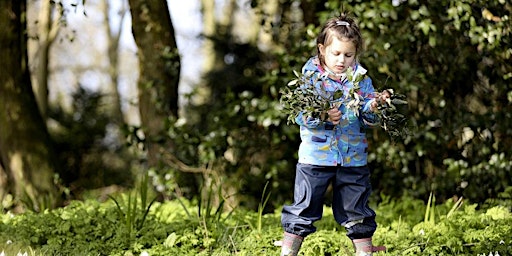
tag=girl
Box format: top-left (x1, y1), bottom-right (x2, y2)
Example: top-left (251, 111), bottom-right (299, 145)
top-left (280, 13), bottom-right (389, 256)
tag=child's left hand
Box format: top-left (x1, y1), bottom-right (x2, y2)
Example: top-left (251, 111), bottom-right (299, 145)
top-left (327, 107), bottom-right (342, 125)
top-left (370, 90), bottom-right (391, 112)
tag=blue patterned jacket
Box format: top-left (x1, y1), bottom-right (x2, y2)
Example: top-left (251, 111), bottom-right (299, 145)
top-left (295, 56), bottom-right (380, 166)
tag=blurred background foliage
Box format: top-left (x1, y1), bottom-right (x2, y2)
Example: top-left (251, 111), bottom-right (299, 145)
top-left (163, 0), bottom-right (511, 211)
top-left (48, 87), bottom-right (134, 196)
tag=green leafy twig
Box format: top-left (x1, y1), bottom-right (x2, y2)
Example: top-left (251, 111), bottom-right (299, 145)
top-left (372, 88), bottom-right (409, 139)
top-left (279, 67), bottom-right (365, 124)
top-left (344, 67), bottom-right (367, 115)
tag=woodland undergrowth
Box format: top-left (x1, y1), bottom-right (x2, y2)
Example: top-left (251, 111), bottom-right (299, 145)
top-left (0, 192), bottom-right (511, 256)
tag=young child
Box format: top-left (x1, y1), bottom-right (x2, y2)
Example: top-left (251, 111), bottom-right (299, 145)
top-left (280, 13), bottom-right (389, 256)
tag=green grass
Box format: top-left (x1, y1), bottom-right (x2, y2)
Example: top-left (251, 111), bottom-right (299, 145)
top-left (0, 195), bottom-right (511, 256)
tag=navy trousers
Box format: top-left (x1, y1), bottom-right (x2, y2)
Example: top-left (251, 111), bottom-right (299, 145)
top-left (281, 163), bottom-right (377, 239)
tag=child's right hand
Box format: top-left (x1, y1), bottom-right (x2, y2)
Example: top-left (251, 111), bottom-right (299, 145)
top-left (370, 90), bottom-right (392, 112)
top-left (327, 107), bottom-right (342, 125)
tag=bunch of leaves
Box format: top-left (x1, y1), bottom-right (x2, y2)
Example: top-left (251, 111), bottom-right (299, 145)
top-left (373, 88), bottom-right (410, 139)
top-left (279, 67), bottom-right (366, 125)
top-left (280, 68), bottom-right (409, 140)
top-left (280, 70), bottom-right (333, 124)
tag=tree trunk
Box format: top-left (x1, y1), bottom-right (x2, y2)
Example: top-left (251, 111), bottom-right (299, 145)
top-left (127, 0), bottom-right (180, 168)
top-left (105, 0), bottom-right (127, 125)
top-left (0, 0), bottom-right (59, 211)
top-left (299, 0), bottom-right (323, 27)
top-left (33, 0), bottom-right (61, 119)
top-left (201, 0), bottom-right (216, 74)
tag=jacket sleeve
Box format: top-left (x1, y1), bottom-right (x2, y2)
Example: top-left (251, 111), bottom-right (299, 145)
top-left (295, 111), bottom-right (322, 128)
top-left (358, 77), bottom-right (380, 128)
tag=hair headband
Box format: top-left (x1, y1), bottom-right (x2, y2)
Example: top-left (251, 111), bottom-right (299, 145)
top-left (336, 21), bottom-right (350, 26)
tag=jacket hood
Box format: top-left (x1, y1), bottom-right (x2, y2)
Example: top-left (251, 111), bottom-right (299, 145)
top-left (302, 56), bottom-right (322, 73)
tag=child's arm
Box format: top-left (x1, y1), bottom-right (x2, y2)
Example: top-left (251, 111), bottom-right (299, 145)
top-left (359, 78), bottom-right (381, 128)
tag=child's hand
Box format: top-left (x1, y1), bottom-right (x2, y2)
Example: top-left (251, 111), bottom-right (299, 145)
top-left (370, 90), bottom-right (392, 112)
top-left (327, 107), bottom-right (342, 124)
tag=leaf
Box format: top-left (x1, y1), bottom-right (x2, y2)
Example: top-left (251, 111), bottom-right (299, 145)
top-left (288, 79), bottom-right (298, 86)
top-left (418, 19), bottom-right (432, 35)
top-left (346, 66), bottom-right (354, 81)
top-left (164, 232), bottom-right (178, 248)
top-left (391, 99), bottom-right (408, 105)
top-left (353, 73), bottom-right (364, 83)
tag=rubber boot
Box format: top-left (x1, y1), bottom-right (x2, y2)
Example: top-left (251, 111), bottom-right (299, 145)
top-left (280, 232), bottom-right (303, 256)
top-left (352, 237), bottom-right (386, 256)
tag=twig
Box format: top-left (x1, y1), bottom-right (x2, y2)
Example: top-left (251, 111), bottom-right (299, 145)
top-left (161, 151), bottom-right (211, 174)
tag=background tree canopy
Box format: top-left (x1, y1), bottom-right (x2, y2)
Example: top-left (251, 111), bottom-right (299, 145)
top-left (0, 0), bottom-right (510, 213)
top-left (169, 0), bottom-right (511, 210)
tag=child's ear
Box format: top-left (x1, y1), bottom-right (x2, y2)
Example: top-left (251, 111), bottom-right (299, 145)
top-left (318, 44), bottom-right (326, 55)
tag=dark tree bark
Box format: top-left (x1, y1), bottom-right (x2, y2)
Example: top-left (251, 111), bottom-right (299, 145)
top-left (0, 0), bottom-right (59, 211)
top-left (127, 0), bottom-right (180, 168)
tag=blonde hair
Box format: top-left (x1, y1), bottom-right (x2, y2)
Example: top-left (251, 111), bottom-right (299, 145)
top-left (316, 13), bottom-right (363, 67)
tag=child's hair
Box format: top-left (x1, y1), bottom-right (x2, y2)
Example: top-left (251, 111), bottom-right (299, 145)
top-left (316, 13), bottom-right (363, 67)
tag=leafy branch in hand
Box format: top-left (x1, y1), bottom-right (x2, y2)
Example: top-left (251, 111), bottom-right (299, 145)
top-left (279, 67), bottom-right (364, 124)
top-left (373, 89), bottom-right (409, 139)
top-left (279, 68), bottom-right (409, 139)
top-left (280, 70), bottom-right (330, 124)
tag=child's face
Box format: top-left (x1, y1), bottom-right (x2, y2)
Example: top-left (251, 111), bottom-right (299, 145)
top-left (319, 36), bottom-right (356, 74)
